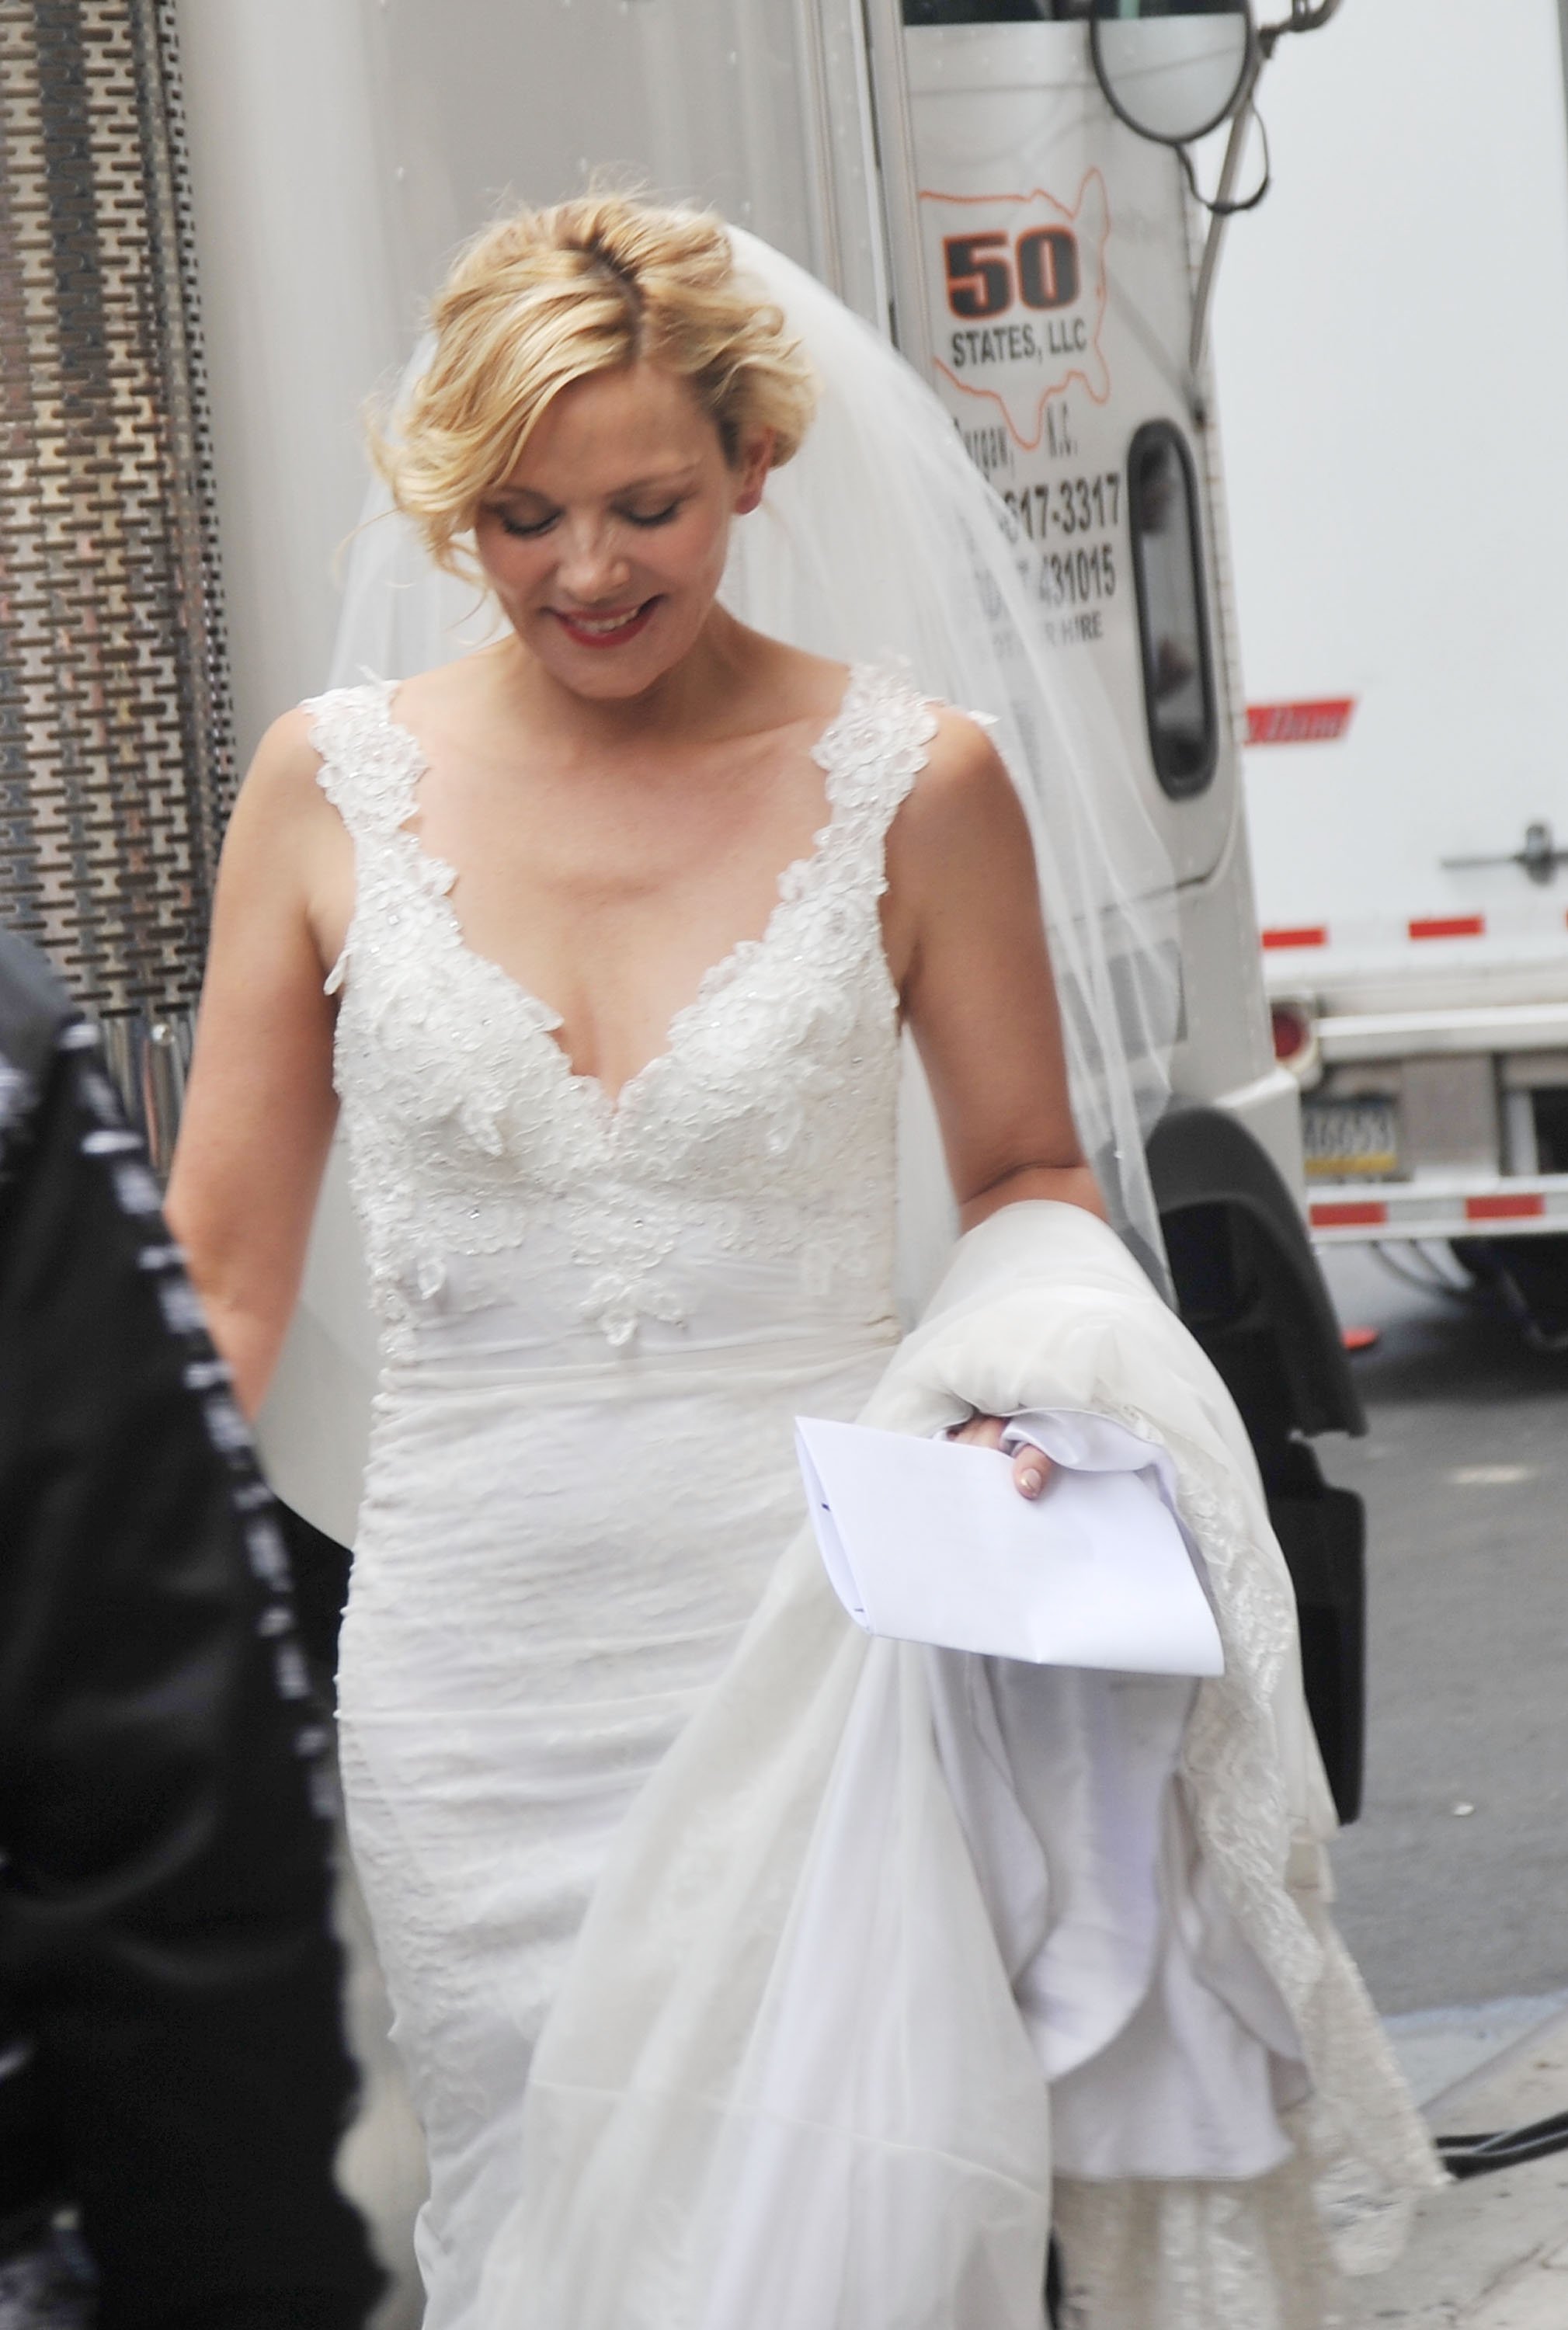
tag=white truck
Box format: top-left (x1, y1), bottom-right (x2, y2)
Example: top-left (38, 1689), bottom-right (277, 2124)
top-left (0, 0), bottom-right (1363, 1799)
top-left (1216, 0), bottom-right (1568, 1344)
top-left (0, 2), bottom-right (1376, 2298)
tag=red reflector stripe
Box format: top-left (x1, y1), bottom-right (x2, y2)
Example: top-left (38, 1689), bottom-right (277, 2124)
top-left (1409, 915), bottom-right (1484, 940)
top-left (1246, 698), bottom-right (1356, 746)
top-left (1465, 1193), bottom-right (1545, 1222)
top-left (1261, 925), bottom-right (1328, 950)
top-left (1310, 1200), bottom-right (1388, 1228)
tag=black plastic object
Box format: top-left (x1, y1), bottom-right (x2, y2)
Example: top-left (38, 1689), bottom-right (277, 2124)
top-left (277, 1502), bottom-right (356, 1704)
top-left (1147, 1102), bottom-right (1364, 1441)
top-left (1262, 1440), bottom-right (1365, 1825)
top-left (1438, 2109), bottom-right (1568, 2180)
top-left (1149, 1102), bottom-right (1368, 1822)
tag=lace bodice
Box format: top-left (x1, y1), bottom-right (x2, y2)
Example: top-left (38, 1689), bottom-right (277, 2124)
top-left (308, 664), bottom-right (935, 1358)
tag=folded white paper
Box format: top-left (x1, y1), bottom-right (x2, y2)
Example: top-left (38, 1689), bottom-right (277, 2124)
top-left (795, 1413), bottom-right (1224, 1677)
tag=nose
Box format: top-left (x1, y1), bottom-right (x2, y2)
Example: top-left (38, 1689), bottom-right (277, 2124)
top-left (555, 516), bottom-right (633, 607)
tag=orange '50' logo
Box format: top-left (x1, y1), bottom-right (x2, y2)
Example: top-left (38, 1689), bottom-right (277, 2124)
top-left (943, 228), bottom-right (1080, 319)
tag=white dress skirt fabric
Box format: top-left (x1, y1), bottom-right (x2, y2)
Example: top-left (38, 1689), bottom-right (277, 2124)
top-left (310, 666), bottom-right (1440, 2330)
top-left (339, 1267), bottom-right (893, 2322)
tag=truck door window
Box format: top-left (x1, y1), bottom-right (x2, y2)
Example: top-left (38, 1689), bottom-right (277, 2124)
top-left (1127, 419), bottom-right (1219, 798)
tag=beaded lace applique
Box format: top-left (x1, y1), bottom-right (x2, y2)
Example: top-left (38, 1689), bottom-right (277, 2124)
top-left (308, 664), bottom-right (935, 1350)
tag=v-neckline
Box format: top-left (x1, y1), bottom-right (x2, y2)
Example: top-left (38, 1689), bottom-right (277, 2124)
top-left (372, 666), bottom-right (866, 1125)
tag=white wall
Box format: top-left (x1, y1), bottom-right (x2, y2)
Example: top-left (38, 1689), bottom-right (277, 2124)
top-left (176, 0), bottom-right (404, 759)
top-left (174, 0), bottom-right (829, 764)
top-left (1212, 0), bottom-right (1568, 932)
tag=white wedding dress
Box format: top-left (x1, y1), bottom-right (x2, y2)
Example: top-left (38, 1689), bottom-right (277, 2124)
top-left (322, 662), bottom-right (935, 2321)
top-left (311, 661), bottom-right (1436, 2330)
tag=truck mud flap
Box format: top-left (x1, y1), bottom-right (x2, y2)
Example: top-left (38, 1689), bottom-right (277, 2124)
top-left (1264, 1438), bottom-right (1366, 1828)
top-left (1149, 1104), bottom-right (1368, 1822)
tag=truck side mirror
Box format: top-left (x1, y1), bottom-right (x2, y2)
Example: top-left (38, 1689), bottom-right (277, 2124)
top-left (1087, 0), bottom-right (1344, 409)
top-left (1090, 0), bottom-right (1256, 148)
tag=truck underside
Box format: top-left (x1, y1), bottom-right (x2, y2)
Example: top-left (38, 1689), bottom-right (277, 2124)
top-left (1268, 927), bottom-right (1568, 1343)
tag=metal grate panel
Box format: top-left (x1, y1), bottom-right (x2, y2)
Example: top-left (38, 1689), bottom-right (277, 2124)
top-left (0, 0), bottom-right (233, 1033)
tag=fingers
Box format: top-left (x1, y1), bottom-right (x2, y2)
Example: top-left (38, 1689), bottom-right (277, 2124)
top-left (948, 1414), bottom-right (1052, 1500)
top-left (950, 1414), bottom-right (1007, 1452)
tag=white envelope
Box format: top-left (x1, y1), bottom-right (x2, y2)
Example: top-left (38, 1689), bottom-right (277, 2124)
top-left (795, 1413), bottom-right (1224, 1678)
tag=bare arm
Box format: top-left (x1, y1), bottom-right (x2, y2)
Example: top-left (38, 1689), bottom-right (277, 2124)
top-left (165, 711), bottom-right (347, 1417)
top-left (888, 706), bottom-right (1105, 1238)
top-left (886, 708), bottom-right (1104, 1495)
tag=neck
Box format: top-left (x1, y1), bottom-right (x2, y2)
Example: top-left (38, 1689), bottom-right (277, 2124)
top-left (486, 605), bottom-right (760, 750)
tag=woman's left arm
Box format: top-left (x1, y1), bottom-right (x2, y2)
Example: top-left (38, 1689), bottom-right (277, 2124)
top-left (886, 706), bottom-right (1105, 1235)
top-left (885, 707), bottom-right (1106, 1494)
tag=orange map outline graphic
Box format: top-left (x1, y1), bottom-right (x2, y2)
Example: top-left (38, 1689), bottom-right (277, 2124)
top-left (920, 170), bottom-right (1111, 450)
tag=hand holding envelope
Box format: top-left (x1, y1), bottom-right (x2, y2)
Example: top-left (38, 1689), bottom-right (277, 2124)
top-left (795, 1409), bottom-right (1224, 1678)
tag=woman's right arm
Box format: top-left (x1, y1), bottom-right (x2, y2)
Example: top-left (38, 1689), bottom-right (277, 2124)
top-left (166, 711), bottom-right (349, 1418)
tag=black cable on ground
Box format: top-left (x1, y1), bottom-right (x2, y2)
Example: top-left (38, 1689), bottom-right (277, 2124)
top-left (1436, 2107), bottom-right (1568, 2180)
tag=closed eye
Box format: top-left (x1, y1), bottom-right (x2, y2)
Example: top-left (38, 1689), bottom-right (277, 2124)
top-left (488, 500), bottom-right (683, 537)
top-left (493, 508), bottom-right (557, 538)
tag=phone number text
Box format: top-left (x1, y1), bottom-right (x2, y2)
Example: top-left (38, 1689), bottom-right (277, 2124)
top-left (1003, 471), bottom-right (1121, 541)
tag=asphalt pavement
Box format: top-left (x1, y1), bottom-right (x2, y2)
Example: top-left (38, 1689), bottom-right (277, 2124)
top-left (1309, 1242), bottom-right (1568, 2323)
top-left (1316, 1243), bottom-right (1568, 2022)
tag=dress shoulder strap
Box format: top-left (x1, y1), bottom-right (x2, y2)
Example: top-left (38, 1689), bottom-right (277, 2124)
top-left (303, 680), bottom-right (422, 842)
top-left (815, 662), bottom-right (938, 858)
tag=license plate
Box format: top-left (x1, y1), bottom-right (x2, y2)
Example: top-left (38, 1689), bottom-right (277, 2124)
top-left (1301, 1097), bottom-right (1399, 1181)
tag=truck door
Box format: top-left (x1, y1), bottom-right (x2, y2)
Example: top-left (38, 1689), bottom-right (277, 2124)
top-left (891, 9), bottom-right (1236, 890)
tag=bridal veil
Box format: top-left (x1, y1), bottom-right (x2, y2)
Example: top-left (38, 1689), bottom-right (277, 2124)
top-left (280, 224), bottom-right (1439, 2328)
top-left (318, 224), bottom-right (1180, 1305)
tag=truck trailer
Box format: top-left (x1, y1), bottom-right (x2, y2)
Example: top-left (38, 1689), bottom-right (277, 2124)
top-left (0, 1), bottom-right (1374, 2300)
top-left (0, 0), bottom-right (1363, 1789)
top-left (1219, 0), bottom-right (1568, 1344)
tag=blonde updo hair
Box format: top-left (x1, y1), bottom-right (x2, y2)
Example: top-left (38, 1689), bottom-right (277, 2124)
top-left (371, 193), bottom-right (818, 576)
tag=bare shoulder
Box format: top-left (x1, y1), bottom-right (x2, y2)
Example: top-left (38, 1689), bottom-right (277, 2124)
top-left (221, 701), bottom-right (346, 873)
top-left (239, 703), bottom-right (329, 804)
top-left (891, 701), bottom-right (1032, 868)
top-left (881, 703), bottom-right (1037, 986)
top-left (923, 702), bottom-right (1016, 795)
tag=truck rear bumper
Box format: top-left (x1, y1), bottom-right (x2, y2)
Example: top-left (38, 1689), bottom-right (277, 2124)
top-left (1307, 1177), bottom-right (1568, 1243)
top-left (1316, 1000), bottom-right (1568, 1062)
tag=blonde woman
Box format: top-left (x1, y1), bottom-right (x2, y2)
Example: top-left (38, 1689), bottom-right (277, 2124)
top-left (169, 200), bottom-right (1435, 2330)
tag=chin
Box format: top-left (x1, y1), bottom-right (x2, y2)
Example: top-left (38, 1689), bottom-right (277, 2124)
top-left (530, 610), bottom-right (703, 699)
top-left (544, 640), bottom-right (669, 696)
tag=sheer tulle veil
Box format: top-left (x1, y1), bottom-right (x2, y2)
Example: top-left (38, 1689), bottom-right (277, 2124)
top-left (325, 227), bottom-right (1180, 1310)
top-left (278, 235), bottom-right (1447, 2318)
top-left (268, 230), bottom-right (1183, 1536)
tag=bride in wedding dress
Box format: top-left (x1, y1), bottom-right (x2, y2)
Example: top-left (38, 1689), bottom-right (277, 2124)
top-left (168, 194), bottom-right (1438, 2330)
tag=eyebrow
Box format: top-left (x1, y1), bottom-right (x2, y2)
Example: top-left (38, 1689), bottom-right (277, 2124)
top-left (484, 466), bottom-right (701, 506)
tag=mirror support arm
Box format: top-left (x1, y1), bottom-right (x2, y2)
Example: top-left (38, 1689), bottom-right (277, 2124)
top-left (1187, 59), bottom-right (1264, 416)
top-left (1186, 0), bottom-right (1345, 415)
top-left (1260, 0), bottom-right (1344, 37)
